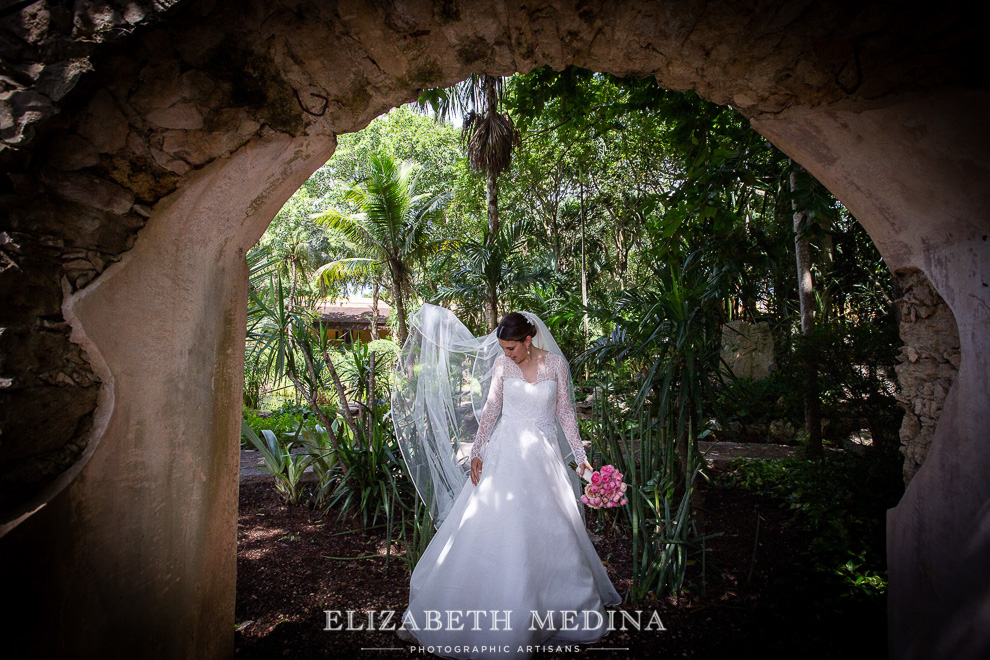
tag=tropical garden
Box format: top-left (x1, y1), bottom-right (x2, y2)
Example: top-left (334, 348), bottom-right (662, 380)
top-left (236, 67), bottom-right (904, 659)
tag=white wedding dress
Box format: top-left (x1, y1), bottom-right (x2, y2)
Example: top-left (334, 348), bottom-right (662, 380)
top-left (400, 352), bottom-right (622, 659)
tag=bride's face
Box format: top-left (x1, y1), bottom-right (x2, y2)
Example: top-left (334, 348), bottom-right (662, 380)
top-left (498, 337), bottom-right (532, 363)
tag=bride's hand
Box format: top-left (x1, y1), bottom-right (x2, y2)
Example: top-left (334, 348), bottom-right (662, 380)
top-left (470, 458), bottom-right (483, 486)
top-left (576, 461), bottom-right (593, 481)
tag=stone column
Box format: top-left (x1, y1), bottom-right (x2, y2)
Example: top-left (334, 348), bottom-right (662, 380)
top-left (0, 132), bottom-right (335, 658)
top-left (753, 89), bottom-right (990, 660)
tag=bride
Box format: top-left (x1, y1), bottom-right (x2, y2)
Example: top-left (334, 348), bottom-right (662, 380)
top-left (391, 304), bottom-right (622, 659)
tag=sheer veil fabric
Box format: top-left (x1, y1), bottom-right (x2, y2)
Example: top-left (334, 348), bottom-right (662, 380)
top-left (392, 304), bottom-right (588, 528)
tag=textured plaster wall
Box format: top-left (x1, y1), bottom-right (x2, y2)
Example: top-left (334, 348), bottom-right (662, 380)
top-left (751, 90), bottom-right (990, 660)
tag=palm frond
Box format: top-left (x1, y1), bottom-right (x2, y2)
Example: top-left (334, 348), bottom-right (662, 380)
top-left (313, 258), bottom-right (380, 288)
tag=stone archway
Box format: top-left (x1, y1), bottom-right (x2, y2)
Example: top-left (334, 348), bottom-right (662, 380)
top-left (0, 1), bottom-right (985, 657)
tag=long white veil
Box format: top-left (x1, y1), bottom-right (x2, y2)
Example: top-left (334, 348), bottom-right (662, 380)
top-left (392, 304), bottom-right (587, 528)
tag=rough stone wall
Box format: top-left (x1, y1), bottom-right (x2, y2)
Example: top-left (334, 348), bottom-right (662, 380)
top-left (1, 0), bottom-right (351, 527)
top-left (894, 268), bottom-right (960, 485)
top-left (0, 1), bottom-right (184, 149)
top-left (0, 1), bottom-right (178, 521)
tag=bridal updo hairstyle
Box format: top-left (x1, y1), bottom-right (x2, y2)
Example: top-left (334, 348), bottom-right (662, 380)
top-left (496, 312), bottom-right (537, 343)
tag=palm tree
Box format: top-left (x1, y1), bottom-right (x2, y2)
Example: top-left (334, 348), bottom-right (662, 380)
top-left (436, 219), bottom-right (546, 330)
top-left (280, 227), bottom-right (330, 306)
top-left (419, 74), bottom-right (521, 325)
top-left (312, 151), bottom-right (449, 344)
top-left (311, 251), bottom-right (385, 340)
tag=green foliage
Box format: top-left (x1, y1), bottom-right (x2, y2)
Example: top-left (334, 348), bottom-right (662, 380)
top-left (320, 402), bottom-right (405, 525)
top-left (313, 104), bottom-right (463, 209)
top-left (582, 251), bottom-right (726, 428)
top-left (781, 318), bottom-right (901, 447)
top-left (246, 68), bottom-right (904, 590)
top-left (715, 454), bottom-right (903, 604)
top-left (299, 423), bottom-right (337, 507)
top-left (241, 420), bottom-right (312, 506)
top-left (312, 150), bottom-right (452, 341)
top-left (318, 402), bottom-right (411, 571)
top-left (432, 219), bottom-right (550, 332)
top-left (588, 388), bottom-right (709, 601)
top-left (321, 336), bottom-right (399, 408)
top-left (242, 400), bottom-right (324, 443)
top-left (716, 373), bottom-right (804, 442)
top-left (399, 483), bottom-right (437, 571)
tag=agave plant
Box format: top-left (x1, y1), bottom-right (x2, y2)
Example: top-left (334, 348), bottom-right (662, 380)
top-left (246, 247), bottom-right (356, 462)
top-left (241, 421), bottom-right (312, 506)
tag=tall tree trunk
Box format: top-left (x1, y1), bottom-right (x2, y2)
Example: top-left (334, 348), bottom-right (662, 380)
top-left (483, 75), bottom-right (501, 238)
top-left (482, 76), bottom-right (502, 328)
top-left (790, 165), bottom-right (823, 458)
top-left (391, 276), bottom-right (408, 345)
top-left (488, 283), bottom-right (499, 331)
top-left (579, 169), bottom-right (589, 378)
top-left (370, 281), bottom-right (379, 341)
top-left (485, 174), bottom-right (500, 328)
top-left (486, 169), bottom-right (499, 239)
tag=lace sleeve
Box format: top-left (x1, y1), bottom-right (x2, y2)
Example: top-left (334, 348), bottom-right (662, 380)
top-left (554, 353), bottom-right (588, 465)
top-left (471, 356), bottom-right (505, 461)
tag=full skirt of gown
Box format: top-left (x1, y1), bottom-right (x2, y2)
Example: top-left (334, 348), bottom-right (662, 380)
top-left (400, 379), bottom-right (622, 659)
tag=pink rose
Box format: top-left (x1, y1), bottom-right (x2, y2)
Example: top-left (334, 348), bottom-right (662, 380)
top-left (620, 497), bottom-right (627, 505)
top-left (590, 472), bottom-right (601, 485)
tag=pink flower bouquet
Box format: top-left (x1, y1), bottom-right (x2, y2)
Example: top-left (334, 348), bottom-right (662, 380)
top-left (574, 463), bottom-right (627, 509)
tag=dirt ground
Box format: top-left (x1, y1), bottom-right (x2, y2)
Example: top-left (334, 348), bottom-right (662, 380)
top-left (235, 461), bottom-right (886, 660)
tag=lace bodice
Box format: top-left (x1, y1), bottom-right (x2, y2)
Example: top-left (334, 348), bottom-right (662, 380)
top-left (471, 352), bottom-right (587, 465)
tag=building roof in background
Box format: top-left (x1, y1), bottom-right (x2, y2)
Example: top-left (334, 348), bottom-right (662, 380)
top-left (314, 297), bottom-right (391, 328)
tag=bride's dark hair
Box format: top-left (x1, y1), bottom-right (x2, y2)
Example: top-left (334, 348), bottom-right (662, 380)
top-left (496, 312), bottom-right (536, 342)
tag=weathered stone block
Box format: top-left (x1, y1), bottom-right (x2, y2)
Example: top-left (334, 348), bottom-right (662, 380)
top-left (146, 101), bottom-right (204, 129)
top-left (38, 169), bottom-right (135, 214)
top-left (46, 133), bottom-right (101, 170)
top-left (893, 269), bottom-right (960, 486)
top-left (76, 89), bottom-right (129, 153)
top-left (720, 320), bottom-right (774, 381)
